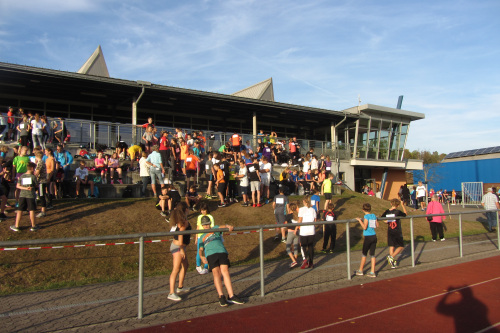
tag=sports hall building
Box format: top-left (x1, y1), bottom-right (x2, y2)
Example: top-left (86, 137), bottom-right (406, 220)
top-left (0, 46), bottom-right (425, 199)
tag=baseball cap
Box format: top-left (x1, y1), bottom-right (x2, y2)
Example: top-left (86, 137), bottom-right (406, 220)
top-left (201, 216), bottom-right (211, 225)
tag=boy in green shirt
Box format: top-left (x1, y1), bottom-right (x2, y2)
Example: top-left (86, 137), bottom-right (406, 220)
top-left (10, 162), bottom-right (39, 232)
top-left (321, 173), bottom-right (334, 211)
top-left (13, 146), bottom-right (30, 204)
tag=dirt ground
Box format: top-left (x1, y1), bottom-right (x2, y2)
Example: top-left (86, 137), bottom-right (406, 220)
top-left (0, 190), bottom-right (487, 295)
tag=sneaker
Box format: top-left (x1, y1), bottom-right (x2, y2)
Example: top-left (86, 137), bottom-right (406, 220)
top-left (165, 217), bottom-right (170, 223)
top-left (196, 266), bottom-right (203, 274)
top-left (205, 195), bottom-right (211, 199)
top-left (36, 212), bottom-right (46, 218)
top-left (176, 286), bottom-right (191, 293)
top-left (219, 295), bottom-right (228, 307)
top-left (290, 261), bottom-right (298, 268)
top-left (233, 198), bottom-right (239, 203)
top-left (257, 203), bottom-right (262, 207)
top-left (15, 202), bottom-right (19, 208)
top-left (30, 225), bottom-right (41, 231)
top-left (391, 260), bottom-right (398, 269)
top-left (168, 293), bottom-right (181, 301)
top-left (386, 255), bottom-right (394, 265)
top-left (110, 180), bottom-right (114, 184)
top-left (118, 179), bottom-right (123, 184)
top-left (265, 199), bottom-right (269, 205)
top-left (440, 238), bottom-right (445, 241)
top-left (241, 202), bottom-right (248, 207)
top-left (227, 295), bottom-right (245, 305)
top-left (200, 268), bottom-right (209, 274)
top-left (10, 225), bottom-right (19, 232)
top-left (217, 203), bottom-right (226, 208)
top-left (432, 239), bottom-right (436, 242)
top-left (321, 249), bottom-right (328, 254)
top-left (300, 260), bottom-right (309, 269)
top-left (355, 270), bottom-right (364, 276)
top-left (252, 204), bottom-right (256, 208)
top-left (160, 211), bottom-right (167, 217)
top-left (367, 272), bottom-right (376, 278)
top-left (281, 239), bottom-right (286, 244)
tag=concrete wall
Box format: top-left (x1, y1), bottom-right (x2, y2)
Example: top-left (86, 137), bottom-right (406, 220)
top-left (371, 168), bottom-right (407, 200)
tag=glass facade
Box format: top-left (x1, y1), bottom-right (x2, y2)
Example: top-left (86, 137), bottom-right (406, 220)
top-left (339, 116), bottom-right (410, 161)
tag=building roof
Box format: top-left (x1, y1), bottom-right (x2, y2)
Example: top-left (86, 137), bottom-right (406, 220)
top-left (444, 146), bottom-right (500, 159)
top-left (77, 45), bottom-right (110, 77)
top-left (342, 103), bottom-right (425, 122)
top-left (232, 78), bottom-right (274, 101)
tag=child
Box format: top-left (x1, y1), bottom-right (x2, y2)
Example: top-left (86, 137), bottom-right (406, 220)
top-left (321, 203), bottom-right (337, 253)
top-left (235, 160), bottom-right (249, 206)
top-left (185, 185), bottom-right (202, 211)
top-left (204, 152), bottom-right (214, 199)
top-left (13, 145), bottom-right (30, 204)
top-left (139, 151), bottom-right (150, 197)
top-left (227, 159), bottom-right (238, 203)
top-left (94, 151), bottom-right (108, 184)
top-left (195, 202), bottom-right (214, 275)
top-left (297, 195), bottom-right (317, 269)
top-left (310, 189), bottom-right (321, 218)
top-left (247, 157), bottom-right (261, 207)
top-left (381, 198), bottom-right (407, 268)
top-left (285, 202), bottom-right (300, 268)
top-left (157, 186), bottom-right (170, 218)
top-left (273, 187), bottom-right (288, 242)
top-left (355, 203), bottom-right (379, 278)
top-left (321, 173), bottom-right (334, 211)
top-left (198, 216), bottom-right (245, 307)
top-left (107, 152), bottom-right (123, 184)
top-left (166, 185), bottom-right (182, 217)
top-left (214, 163), bottom-right (226, 208)
top-left (10, 162), bottom-right (39, 232)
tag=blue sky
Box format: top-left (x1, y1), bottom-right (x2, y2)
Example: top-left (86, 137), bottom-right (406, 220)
top-left (1, 0), bottom-right (499, 154)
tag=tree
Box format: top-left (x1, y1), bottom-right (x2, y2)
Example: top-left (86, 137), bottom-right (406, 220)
top-left (404, 149), bottom-right (446, 186)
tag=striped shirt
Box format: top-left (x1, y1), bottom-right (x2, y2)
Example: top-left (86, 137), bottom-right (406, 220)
top-left (482, 192), bottom-right (499, 210)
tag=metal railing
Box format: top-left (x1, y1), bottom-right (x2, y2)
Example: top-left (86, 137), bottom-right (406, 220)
top-left (0, 208), bottom-right (498, 319)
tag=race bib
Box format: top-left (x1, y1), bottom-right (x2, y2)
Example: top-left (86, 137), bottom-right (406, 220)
top-left (326, 167), bottom-right (331, 171)
top-left (275, 198), bottom-right (284, 204)
top-left (22, 177), bottom-right (32, 185)
top-left (220, 164), bottom-right (224, 169)
top-left (326, 215), bottom-right (334, 221)
top-left (386, 214), bottom-right (396, 223)
top-left (170, 226), bottom-right (177, 232)
top-left (249, 166), bottom-right (255, 172)
top-left (369, 219), bottom-right (377, 228)
top-left (205, 165), bottom-right (210, 170)
top-left (20, 124), bottom-right (25, 129)
top-left (311, 200), bottom-right (316, 206)
top-left (186, 157), bottom-right (192, 162)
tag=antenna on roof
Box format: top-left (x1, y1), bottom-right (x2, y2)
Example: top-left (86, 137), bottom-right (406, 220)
top-left (357, 94), bottom-right (361, 113)
top-left (396, 95), bottom-right (404, 109)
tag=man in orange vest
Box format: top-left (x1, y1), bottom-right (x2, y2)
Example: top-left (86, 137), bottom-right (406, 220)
top-left (230, 132), bottom-right (242, 161)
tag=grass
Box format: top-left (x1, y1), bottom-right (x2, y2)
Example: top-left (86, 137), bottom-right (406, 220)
top-left (0, 189), bottom-right (489, 295)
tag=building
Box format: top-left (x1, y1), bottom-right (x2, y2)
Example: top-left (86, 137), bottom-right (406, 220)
top-left (0, 46), bottom-right (424, 199)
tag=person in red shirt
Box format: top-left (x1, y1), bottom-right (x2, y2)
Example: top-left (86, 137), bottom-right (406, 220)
top-left (185, 149), bottom-right (199, 189)
top-left (7, 107), bottom-right (15, 142)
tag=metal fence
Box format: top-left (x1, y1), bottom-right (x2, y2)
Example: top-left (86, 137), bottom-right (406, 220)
top-left (0, 209), bottom-right (498, 319)
top-left (462, 182), bottom-right (484, 207)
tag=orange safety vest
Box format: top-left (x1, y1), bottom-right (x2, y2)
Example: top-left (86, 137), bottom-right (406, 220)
top-left (231, 134), bottom-right (240, 146)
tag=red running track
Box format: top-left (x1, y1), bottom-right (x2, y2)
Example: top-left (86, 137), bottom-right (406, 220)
top-left (129, 256), bottom-right (500, 333)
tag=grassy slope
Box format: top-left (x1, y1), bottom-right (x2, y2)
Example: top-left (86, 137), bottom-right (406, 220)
top-left (0, 190), bottom-right (486, 295)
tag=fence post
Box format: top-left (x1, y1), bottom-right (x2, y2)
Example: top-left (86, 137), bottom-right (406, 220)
top-left (92, 123), bottom-right (96, 149)
top-left (138, 236), bottom-right (144, 319)
top-left (410, 217), bottom-right (415, 267)
top-left (346, 221), bottom-right (351, 280)
top-left (496, 212), bottom-right (500, 251)
top-left (459, 214), bottom-right (463, 257)
top-left (259, 228), bottom-right (265, 297)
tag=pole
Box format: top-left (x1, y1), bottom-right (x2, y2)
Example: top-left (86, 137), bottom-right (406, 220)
top-left (346, 221), bottom-right (351, 280)
top-left (459, 214), bottom-right (463, 257)
top-left (138, 236), bottom-right (144, 319)
top-left (259, 228), bottom-right (265, 297)
top-left (410, 217), bottom-right (415, 267)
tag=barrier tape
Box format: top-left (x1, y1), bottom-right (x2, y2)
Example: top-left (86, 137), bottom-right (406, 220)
top-left (0, 229), bottom-right (277, 251)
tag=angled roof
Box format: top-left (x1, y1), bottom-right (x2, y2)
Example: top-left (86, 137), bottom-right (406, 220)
top-left (77, 45), bottom-right (110, 77)
top-left (445, 146), bottom-right (500, 159)
top-left (232, 78), bottom-right (274, 101)
top-left (342, 104), bottom-right (425, 122)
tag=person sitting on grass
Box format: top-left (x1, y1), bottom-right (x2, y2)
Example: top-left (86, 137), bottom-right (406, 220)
top-left (381, 198), bottom-right (407, 268)
top-left (10, 162), bottom-right (39, 232)
top-left (355, 203), bottom-right (379, 278)
top-left (185, 185), bottom-right (202, 211)
top-left (198, 215), bottom-right (245, 307)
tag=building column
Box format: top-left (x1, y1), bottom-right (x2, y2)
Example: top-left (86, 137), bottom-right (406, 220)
top-left (253, 112), bottom-right (257, 146)
top-left (132, 98), bottom-right (138, 145)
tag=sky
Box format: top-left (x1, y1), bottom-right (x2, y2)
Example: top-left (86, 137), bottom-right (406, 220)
top-left (0, 0), bottom-right (499, 154)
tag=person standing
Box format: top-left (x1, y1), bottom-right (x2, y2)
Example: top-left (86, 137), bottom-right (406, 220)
top-left (481, 188), bottom-right (500, 232)
top-left (145, 145), bottom-right (165, 198)
top-left (426, 194), bottom-right (446, 241)
top-left (355, 203), bottom-right (379, 278)
top-left (381, 198), bottom-right (407, 268)
top-left (416, 181), bottom-right (428, 211)
top-left (297, 195), bottom-right (317, 269)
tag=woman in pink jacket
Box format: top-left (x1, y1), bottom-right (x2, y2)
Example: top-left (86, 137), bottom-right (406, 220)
top-left (426, 194), bottom-right (446, 241)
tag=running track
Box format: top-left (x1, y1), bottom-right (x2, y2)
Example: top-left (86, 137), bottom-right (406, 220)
top-left (129, 256), bottom-right (500, 332)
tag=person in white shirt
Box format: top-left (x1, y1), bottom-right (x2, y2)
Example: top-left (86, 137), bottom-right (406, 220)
top-left (75, 161), bottom-right (95, 198)
top-left (235, 160), bottom-right (249, 206)
top-left (310, 155), bottom-right (318, 171)
top-left (416, 181), bottom-right (428, 211)
top-left (297, 195), bottom-right (317, 269)
top-left (259, 156), bottom-right (272, 204)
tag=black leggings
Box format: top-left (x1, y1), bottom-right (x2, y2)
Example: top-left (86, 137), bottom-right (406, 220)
top-left (323, 224), bottom-right (337, 251)
top-left (300, 235), bottom-right (315, 264)
top-left (429, 222), bottom-right (444, 240)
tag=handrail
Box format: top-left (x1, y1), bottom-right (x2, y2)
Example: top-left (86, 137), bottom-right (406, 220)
top-left (1, 208), bottom-right (498, 319)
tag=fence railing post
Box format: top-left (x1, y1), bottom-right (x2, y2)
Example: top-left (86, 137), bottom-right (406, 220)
top-left (259, 228), bottom-right (265, 297)
top-left (459, 214), bottom-right (463, 257)
top-left (410, 217), bottom-right (415, 267)
top-left (138, 236), bottom-right (144, 319)
top-left (346, 221), bottom-right (351, 280)
top-left (496, 212), bottom-right (500, 251)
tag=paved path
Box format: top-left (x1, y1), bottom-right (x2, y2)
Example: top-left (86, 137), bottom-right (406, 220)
top-left (0, 232), bottom-right (499, 332)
